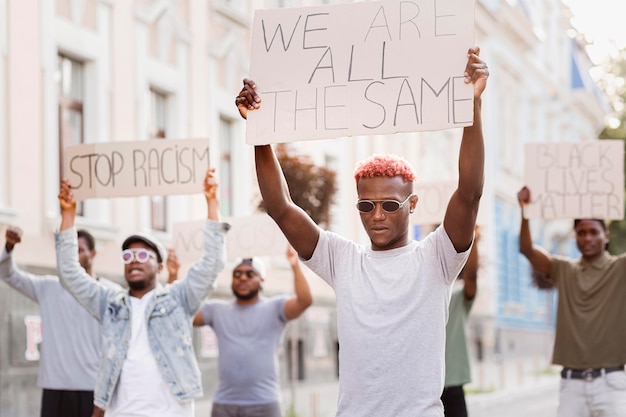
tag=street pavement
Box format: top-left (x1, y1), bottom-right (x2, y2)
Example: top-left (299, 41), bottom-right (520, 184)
top-left (195, 373), bottom-right (561, 417)
top-left (467, 373), bottom-right (560, 417)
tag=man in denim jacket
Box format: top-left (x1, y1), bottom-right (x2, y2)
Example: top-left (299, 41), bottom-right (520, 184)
top-left (55, 168), bottom-right (228, 417)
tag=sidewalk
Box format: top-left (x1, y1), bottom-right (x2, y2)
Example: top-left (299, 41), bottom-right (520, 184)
top-left (466, 372), bottom-right (560, 408)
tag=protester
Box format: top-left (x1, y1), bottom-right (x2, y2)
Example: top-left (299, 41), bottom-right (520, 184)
top-left (55, 168), bottom-right (229, 417)
top-left (0, 226), bottom-right (119, 417)
top-left (190, 245), bottom-right (312, 417)
top-left (517, 186), bottom-right (626, 416)
top-left (442, 227), bottom-right (480, 417)
top-left (236, 47), bottom-right (489, 417)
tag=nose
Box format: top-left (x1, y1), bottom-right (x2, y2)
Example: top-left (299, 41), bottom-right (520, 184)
top-left (372, 203), bottom-right (386, 219)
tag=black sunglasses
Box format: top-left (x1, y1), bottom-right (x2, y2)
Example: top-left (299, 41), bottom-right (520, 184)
top-left (355, 194), bottom-right (413, 214)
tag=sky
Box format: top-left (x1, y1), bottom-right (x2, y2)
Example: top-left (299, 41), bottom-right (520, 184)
top-left (563, 0), bottom-right (626, 63)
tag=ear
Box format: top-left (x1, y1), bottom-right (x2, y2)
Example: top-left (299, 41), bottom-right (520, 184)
top-left (157, 263), bottom-right (164, 273)
top-left (91, 249), bottom-right (97, 258)
top-left (410, 194), bottom-right (419, 213)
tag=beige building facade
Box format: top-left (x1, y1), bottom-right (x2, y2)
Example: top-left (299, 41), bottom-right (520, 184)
top-left (0, 0), bottom-right (608, 415)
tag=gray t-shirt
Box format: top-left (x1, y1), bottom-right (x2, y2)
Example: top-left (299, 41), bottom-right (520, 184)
top-left (0, 249), bottom-right (120, 390)
top-left (303, 226), bottom-right (468, 417)
top-left (200, 296), bottom-right (288, 405)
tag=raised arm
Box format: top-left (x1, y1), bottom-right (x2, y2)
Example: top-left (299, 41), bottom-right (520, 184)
top-left (56, 180), bottom-right (109, 320)
top-left (443, 47), bottom-right (489, 252)
top-left (283, 244), bottom-right (313, 320)
top-left (172, 168), bottom-right (227, 314)
top-left (517, 186), bottom-right (552, 275)
top-left (461, 226), bottom-right (480, 300)
top-left (0, 226), bottom-right (47, 301)
top-left (237, 79), bottom-right (320, 260)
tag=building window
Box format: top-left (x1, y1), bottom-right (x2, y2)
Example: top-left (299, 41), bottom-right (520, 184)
top-left (150, 89), bottom-right (168, 231)
top-left (219, 116), bottom-right (233, 216)
top-left (57, 54), bottom-right (85, 216)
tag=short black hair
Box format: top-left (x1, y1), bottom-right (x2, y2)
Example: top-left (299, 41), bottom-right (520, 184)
top-left (573, 219), bottom-right (606, 231)
top-left (77, 229), bottom-right (96, 251)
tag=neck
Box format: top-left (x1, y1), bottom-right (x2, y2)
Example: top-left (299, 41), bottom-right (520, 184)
top-left (236, 296), bottom-right (259, 306)
top-left (582, 251), bottom-right (604, 263)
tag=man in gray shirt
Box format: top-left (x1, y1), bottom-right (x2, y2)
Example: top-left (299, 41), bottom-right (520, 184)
top-left (0, 226), bottom-right (119, 417)
top-left (192, 246), bottom-right (312, 417)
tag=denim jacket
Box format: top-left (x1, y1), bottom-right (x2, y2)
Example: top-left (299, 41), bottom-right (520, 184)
top-left (55, 220), bottom-right (228, 409)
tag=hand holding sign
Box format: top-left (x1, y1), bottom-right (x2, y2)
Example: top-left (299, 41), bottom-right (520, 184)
top-left (246, 0), bottom-right (477, 144)
top-left (465, 46), bottom-right (488, 99)
top-left (58, 179), bottom-right (78, 231)
top-left (236, 79), bottom-right (261, 120)
top-left (65, 138), bottom-right (210, 200)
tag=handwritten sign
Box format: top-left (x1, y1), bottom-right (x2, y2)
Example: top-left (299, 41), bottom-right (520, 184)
top-left (247, 0), bottom-right (476, 144)
top-left (524, 141), bottom-right (624, 220)
top-left (65, 139), bottom-right (210, 200)
top-left (412, 180), bottom-right (456, 225)
top-left (172, 214), bottom-right (288, 263)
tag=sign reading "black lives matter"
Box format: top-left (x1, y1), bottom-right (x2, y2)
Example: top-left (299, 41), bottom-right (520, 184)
top-left (247, 0), bottom-right (476, 145)
top-left (64, 139), bottom-right (210, 200)
top-left (524, 140), bottom-right (624, 220)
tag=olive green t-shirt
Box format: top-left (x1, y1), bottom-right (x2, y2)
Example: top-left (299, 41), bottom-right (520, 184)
top-left (550, 252), bottom-right (626, 369)
top-left (444, 286), bottom-right (475, 387)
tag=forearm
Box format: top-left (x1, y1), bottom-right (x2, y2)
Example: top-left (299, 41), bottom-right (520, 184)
top-left (519, 217), bottom-right (533, 256)
top-left (518, 217), bottom-right (552, 275)
top-left (207, 198), bottom-right (219, 221)
top-left (255, 145), bottom-right (293, 219)
top-left (444, 99), bottom-right (485, 250)
top-left (179, 220), bottom-right (228, 313)
top-left (292, 263), bottom-right (313, 308)
top-left (59, 208), bottom-right (76, 231)
top-left (458, 98), bottom-right (485, 204)
top-left (255, 145), bottom-right (320, 259)
top-left (0, 250), bottom-right (39, 300)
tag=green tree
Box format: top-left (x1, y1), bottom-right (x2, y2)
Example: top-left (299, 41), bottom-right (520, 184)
top-left (258, 145), bottom-right (337, 228)
top-left (598, 47), bottom-right (626, 254)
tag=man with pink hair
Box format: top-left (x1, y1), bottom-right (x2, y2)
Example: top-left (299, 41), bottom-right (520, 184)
top-left (237, 47), bottom-right (488, 417)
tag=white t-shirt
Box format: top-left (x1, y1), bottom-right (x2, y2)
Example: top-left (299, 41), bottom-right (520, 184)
top-left (303, 226), bottom-right (469, 417)
top-left (107, 290), bottom-right (193, 417)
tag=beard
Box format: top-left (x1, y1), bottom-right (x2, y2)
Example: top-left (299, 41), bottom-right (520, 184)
top-left (127, 278), bottom-right (151, 291)
top-left (232, 286), bottom-right (260, 301)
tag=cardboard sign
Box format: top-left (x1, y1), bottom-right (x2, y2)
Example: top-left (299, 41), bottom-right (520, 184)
top-left (412, 180), bottom-right (456, 225)
top-left (172, 214), bottom-right (288, 263)
top-left (65, 139), bottom-right (210, 200)
top-left (247, 0), bottom-right (476, 144)
top-left (524, 141), bottom-right (624, 219)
